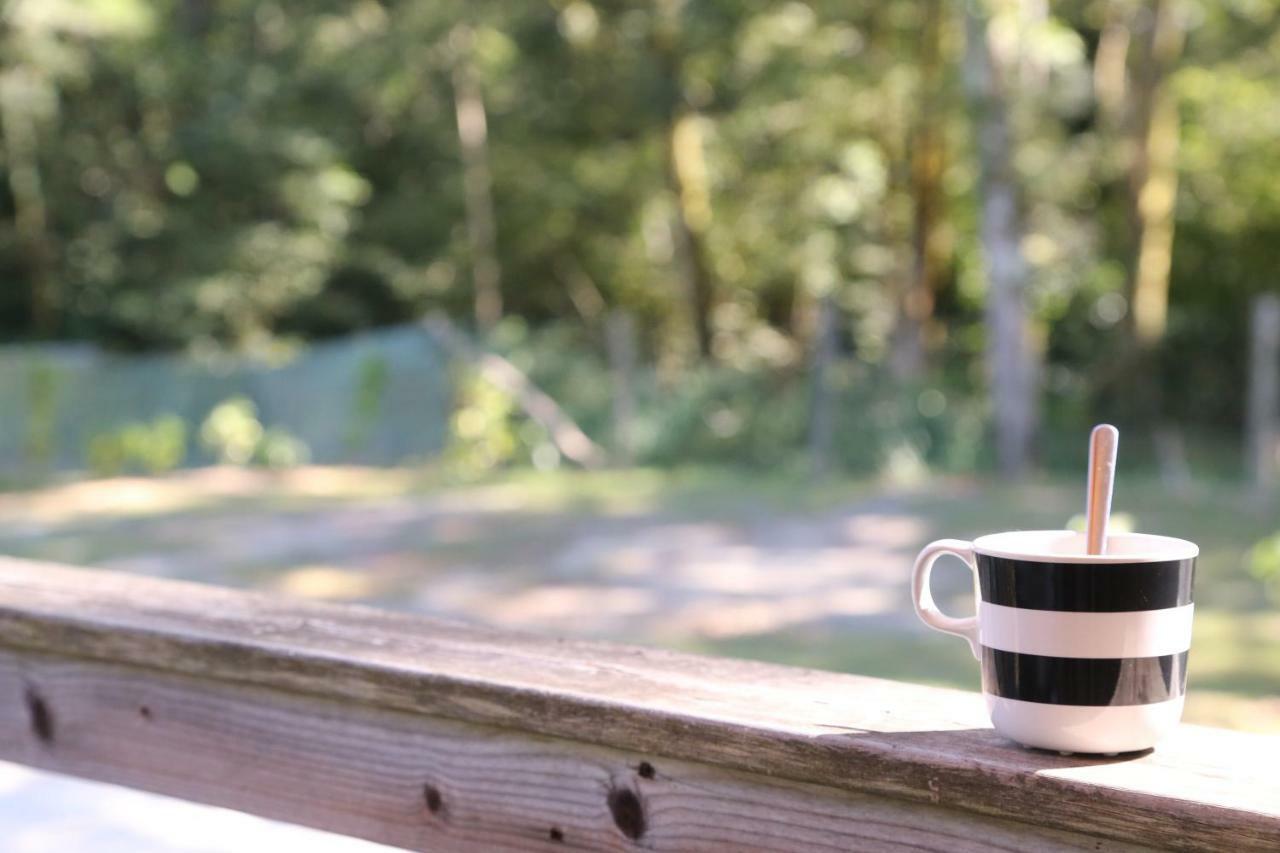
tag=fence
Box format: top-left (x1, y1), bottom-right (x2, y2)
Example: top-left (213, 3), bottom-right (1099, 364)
top-left (0, 324), bottom-right (452, 474)
top-left (0, 557), bottom-right (1275, 851)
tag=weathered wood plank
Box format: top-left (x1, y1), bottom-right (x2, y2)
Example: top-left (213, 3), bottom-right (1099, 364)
top-left (0, 558), bottom-right (1276, 851)
top-left (0, 649), bottom-right (1150, 852)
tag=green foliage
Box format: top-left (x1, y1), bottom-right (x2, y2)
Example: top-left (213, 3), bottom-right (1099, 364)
top-left (198, 396), bottom-right (311, 468)
top-left (87, 414), bottom-right (187, 476)
top-left (258, 427), bottom-right (311, 469)
top-left (620, 360), bottom-right (991, 478)
top-left (139, 415), bottom-right (188, 473)
top-left (444, 373), bottom-right (526, 476)
top-left (635, 367), bottom-right (809, 470)
top-left (488, 319), bottom-right (614, 444)
top-left (1249, 532), bottom-right (1280, 602)
top-left (0, 0), bottom-right (1277, 463)
top-left (24, 363), bottom-right (60, 468)
top-left (344, 354), bottom-right (390, 453)
top-left (200, 397), bottom-right (264, 466)
top-left (467, 321), bottom-right (1004, 477)
top-left (85, 434), bottom-right (127, 477)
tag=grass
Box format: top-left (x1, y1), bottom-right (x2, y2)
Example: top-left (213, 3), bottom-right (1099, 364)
top-left (423, 466), bottom-right (880, 517)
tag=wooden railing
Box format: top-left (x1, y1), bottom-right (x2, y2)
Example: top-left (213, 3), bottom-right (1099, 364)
top-left (0, 557), bottom-right (1276, 851)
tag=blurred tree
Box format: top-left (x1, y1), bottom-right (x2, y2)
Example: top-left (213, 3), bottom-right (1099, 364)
top-left (0, 0), bottom-right (1275, 473)
top-left (963, 0), bottom-right (1037, 477)
top-left (1247, 294), bottom-right (1280, 493)
top-left (1126, 0), bottom-right (1183, 348)
top-left (449, 22), bottom-right (503, 333)
top-left (653, 0), bottom-right (717, 360)
top-left (889, 0), bottom-right (949, 380)
top-left (0, 0), bottom-right (154, 334)
top-left (0, 64), bottom-right (54, 333)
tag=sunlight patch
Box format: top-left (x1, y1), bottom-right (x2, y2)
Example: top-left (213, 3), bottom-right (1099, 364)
top-left (271, 565), bottom-right (378, 601)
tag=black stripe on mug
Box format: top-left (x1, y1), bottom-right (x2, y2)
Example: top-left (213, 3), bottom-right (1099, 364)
top-left (980, 647), bottom-right (1188, 706)
top-left (976, 555), bottom-right (1195, 612)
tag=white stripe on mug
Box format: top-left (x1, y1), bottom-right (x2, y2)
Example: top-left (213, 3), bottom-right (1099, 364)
top-left (977, 601), bottom-right (1194, 659)
top-left (985, 695), bottom-right (1186, 755)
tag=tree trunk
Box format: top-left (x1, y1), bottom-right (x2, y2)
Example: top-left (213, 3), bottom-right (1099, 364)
top-left (1093, 6), bottom-right (1131, 130)
top-left (1247, 294), bottom-right (1280, 495)
top-left (1153, 425), bottom-right (1192, 496)
top-left (891, 0), bottom-right (947, 380)
top-left (963, 3), bottom-right (1038, 478)
top-left (1127, 0), bottom-right (1183, 348)
top-left (809, 295), bottom-right (838, 478)
top-left (606, 310), bottom-right (638, 466)
top-left (654, 0), bottom-right (716, 361)
top-left (0, 78), bottom-right (55, 336)
top-left (555, 255), bottom-right (607, 329)
top-left (450, 24), bottom-right (503, 335)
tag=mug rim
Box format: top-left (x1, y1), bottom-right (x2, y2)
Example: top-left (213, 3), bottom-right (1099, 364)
top-left (972, 529), bottom-right (1198, 563)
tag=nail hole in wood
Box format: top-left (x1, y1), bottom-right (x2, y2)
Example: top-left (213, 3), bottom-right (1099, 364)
top-left (607, 787), bottom-right (645, 840)
top-left (423, 783), bottom-right (445, 817)
top-left (549, 827), bottom-right (565, 842)
top-left (24, 687), bottom-right (54, 746)
top-left (637, 761), bottom-right (655, 780)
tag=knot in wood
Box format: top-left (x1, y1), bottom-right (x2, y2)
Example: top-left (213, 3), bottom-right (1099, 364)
top-left (607, 786), bottom-right (645, 840)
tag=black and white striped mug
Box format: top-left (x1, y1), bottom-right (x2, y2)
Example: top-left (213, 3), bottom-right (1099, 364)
top-left (911, 530), bottom-right (1197, 753)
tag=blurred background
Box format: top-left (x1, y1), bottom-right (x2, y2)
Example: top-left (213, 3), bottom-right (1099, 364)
top-left (1, 0), bottom-right (1279, 848)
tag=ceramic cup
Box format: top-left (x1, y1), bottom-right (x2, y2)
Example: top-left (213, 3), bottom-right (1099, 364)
top-left (910, 530), bottom-right (1198, 754)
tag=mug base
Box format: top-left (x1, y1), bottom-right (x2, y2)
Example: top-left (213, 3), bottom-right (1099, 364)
top-left (985, 694), bottom-right (1184, 754)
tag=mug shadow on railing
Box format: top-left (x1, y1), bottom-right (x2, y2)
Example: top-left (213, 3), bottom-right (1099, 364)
top-left (812, 726), bottom-right (1155, 770)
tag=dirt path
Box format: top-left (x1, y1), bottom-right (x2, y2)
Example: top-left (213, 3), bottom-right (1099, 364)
top-left (0, 468), bottom-right (962, 648)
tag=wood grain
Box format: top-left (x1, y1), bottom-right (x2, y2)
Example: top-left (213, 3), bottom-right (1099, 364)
top-left (0, 649), bottom-right (1150, 852)
top-left (0, 557), bottom-right (1276, 850)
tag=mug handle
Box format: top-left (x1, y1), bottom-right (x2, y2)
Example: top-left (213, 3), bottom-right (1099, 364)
top-left (911, 539), bottom-right (981, 659)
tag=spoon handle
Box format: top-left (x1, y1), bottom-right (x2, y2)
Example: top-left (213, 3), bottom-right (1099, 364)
top-left (1086, 424), bottom-right (1119, 555)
